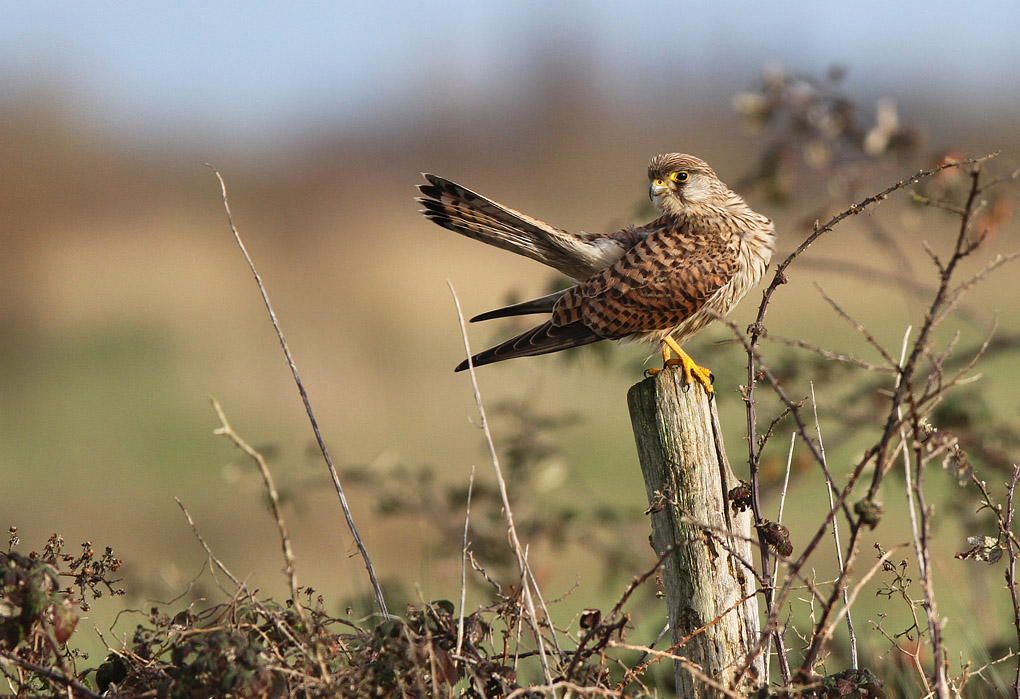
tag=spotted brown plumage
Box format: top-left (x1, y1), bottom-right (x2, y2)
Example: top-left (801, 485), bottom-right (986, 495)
top-left (416, 154), bottom-right (776, 391)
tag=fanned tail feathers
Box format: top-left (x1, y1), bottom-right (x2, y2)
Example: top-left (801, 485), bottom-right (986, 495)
top-left (417, 174), bottom-right (624, 279)
top-left (417, 174), bottom-right (556, 261)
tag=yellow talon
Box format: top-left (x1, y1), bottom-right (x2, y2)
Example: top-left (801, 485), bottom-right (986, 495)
top-left (656, 336), bottom-right (714, 393)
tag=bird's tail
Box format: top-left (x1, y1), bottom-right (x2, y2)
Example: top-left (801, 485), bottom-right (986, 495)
top-left (417, 174), bottom-right (606, 279)
top-left (417, 174), bottom-right (554, 258)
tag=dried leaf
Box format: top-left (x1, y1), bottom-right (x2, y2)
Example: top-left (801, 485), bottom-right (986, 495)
top-left (955, 535), bottom-right (1003, 564)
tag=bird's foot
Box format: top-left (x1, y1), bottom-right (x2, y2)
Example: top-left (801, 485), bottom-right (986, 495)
top-left (655, 337), bottom-right (714, 393)
top-left (664, 355), bottom-right (714, 393)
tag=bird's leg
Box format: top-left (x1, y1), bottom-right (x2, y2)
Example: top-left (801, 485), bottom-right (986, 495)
top-left (651, 336), bottom-right (714, 393)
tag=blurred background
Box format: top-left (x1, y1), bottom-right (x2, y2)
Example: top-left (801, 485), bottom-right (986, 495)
top-left (3, 0), bottom-right (1019, 685)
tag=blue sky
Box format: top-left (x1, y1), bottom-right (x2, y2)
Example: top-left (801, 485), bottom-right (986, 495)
top-left (5, 2), bottom-right (1019, 143)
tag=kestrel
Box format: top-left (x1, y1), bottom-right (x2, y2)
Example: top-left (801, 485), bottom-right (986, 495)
top-left (417, 154), bottom-right (775, 392)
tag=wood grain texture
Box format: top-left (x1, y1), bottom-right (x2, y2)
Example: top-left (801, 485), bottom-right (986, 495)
top-left (628, 368), bottom-right (764, 697)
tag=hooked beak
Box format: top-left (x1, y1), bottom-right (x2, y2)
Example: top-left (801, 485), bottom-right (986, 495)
top-left (649, 178), bottom-right (669, 200)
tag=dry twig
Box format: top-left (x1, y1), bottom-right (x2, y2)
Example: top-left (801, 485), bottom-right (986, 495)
top-left (209, 167), bottom-right (387, 619)
top-left (448, 280), bottom-right (554, 683)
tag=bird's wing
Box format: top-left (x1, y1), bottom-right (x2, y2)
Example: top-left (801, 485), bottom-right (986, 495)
top-left (418, 174), bottom-right (633, 280)
top-left (469, 289), bottom-right (568, 322)
top-left (454, 320), bottom-right (603, 371)
top-left (553, 223), bottom-right (739, 338)
top-left (454, 223), bottom-right (738, 372)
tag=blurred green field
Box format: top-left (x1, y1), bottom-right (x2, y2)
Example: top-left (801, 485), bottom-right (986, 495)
top-left (2, 81), bottom-right (1019, 690)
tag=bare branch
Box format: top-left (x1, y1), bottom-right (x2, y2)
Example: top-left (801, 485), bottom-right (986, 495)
top-left (810, 382), bottom-right (857, 668)
top-left (1006, 465), bottom-right (1020, 695)
top-left (814, 283), bottom-right (897, 367)
top-left (210, 398), bottom-right (305, 625)
top-left (456, 466), bottom-right (475, 657)
top-left (209, 167), bottom-right (387, 619)
top-left (0, 649), bottom-right (104, 699)
top-left (448, 280), bottom-right (554, 682)
top-left (764, 333), bottom-right (895, 372)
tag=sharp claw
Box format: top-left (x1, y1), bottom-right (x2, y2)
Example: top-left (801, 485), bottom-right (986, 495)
top-left (655, 339), bottom-right (715, 393)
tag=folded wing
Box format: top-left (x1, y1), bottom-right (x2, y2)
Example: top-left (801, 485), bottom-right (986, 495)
top-left (454, 320), bottom-right (604, 372)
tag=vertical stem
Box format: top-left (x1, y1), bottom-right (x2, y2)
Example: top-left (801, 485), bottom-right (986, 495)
top-left (910, 421), bottom-right (949, 698)
top-left (449, 282), bottom-right (553, 682)
top-left (746, 328), bottom-right (791, 685)
top-left (809, 383), bottom-right (857, 669)
top-left (1003, 465), bottom-right (1020, 698)
top-left (456, 467), bottom-right (475, 657)
top-left (212, 169), bottom-right (388, 619)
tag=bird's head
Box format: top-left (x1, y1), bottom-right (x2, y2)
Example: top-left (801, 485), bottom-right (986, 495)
top-left (647, 153), bottom-right (726, 217)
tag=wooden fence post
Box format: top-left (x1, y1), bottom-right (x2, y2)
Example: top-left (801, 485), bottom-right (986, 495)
top-left (627, 367), bottom-right (764, 697)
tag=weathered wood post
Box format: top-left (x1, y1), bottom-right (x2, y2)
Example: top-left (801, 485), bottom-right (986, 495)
top-left (628, 367), bottom-right (763, 697)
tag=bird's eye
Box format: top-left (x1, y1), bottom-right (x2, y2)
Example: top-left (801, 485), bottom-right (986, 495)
top-left (670, 171), bottom-right (689, 183)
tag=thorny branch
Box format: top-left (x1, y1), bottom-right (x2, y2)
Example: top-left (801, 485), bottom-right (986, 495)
top-left (1005, 466), bottom-right (1020, 696)
top-left (966, 465), bottom-right (1020, 694)
top-left (797, 163), bottom-right (1001, 688)
top-left (734, 152), bottom-right (1018, 693)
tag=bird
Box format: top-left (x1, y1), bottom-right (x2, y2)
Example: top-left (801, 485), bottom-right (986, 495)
top-left (416, 154), bottom-right (775, 392)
